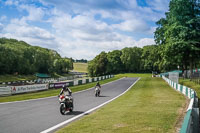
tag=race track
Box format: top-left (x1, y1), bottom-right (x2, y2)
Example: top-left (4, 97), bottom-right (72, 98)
top-left (0, 77), bottom-right (139, 133)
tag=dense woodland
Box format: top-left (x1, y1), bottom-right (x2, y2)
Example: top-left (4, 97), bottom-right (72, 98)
top-left (0, 38), bottom-right (73, 75)
top-left (88, 0), bottom-right (200, 77)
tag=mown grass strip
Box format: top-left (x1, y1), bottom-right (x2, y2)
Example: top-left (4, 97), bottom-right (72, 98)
top-left (56, 77), bottom-right (186, 133)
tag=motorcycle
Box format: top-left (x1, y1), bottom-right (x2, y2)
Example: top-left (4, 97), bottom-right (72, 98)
top-left (59, 95), bottom-right (73, 115)
top-left (95, 87), bottom-right (100, 97)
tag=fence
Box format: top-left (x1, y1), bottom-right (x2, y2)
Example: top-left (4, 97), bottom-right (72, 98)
top-left (0, 75), bottom-right (82, 86)
top-left (49, 75), bottom-right (114, 89)
top-left (162, 76), bottom-right (199, 133)
top-left (0, 75), bottom-right (114, 96)
top-left (0, 84), bottom-right (48, 95)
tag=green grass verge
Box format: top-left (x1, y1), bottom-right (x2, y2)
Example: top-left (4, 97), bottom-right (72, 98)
top-left (179, 78), bottom-right (200, 98)
top-left (73, 63), bottom-right (88, 73)
top-left (117, 73), bottom-right (152, 78)
top-left (56, 77), bottom-right (186, 133)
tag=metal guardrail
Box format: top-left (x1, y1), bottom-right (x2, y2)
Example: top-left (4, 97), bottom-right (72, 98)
top-left (0, 75), bottom-right (114, 96)
top-left (180, 98), bottom-right (199, 133)
top-left (162, 76), bottom-right (199, 133)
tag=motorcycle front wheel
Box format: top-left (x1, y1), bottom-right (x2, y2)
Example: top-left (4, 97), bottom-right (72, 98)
top-left (98, 90), bottom-right (100, 96)
top-left (60, 104), bottom-right (66, 115)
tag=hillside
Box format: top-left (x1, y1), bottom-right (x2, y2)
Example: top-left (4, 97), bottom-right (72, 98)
top-left (73, 62), bottom-right (88, 73)
top-left (0, 38), bottom-right (73, 75)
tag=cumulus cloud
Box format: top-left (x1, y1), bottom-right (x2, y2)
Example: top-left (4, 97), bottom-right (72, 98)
top-left (19, 5), bottom-right (45, 21)
top-left (136, 38), bottom-right (155, 47)
top-left (2, 18), bottom-right (58, 49)
top-left (146, 0), bottom-right (170, 12)
top-left (5, 0), bottom-right (18, 6)
top-left (0, 0), bottom-right (169, 59)
top-left (112, 19), bottom-right (149, 32)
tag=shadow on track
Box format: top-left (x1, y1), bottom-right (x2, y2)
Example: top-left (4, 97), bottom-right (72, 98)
top-left (66, 111), bottom-right (84, 115)
top-left (97, 95), bottom-right (109, 97)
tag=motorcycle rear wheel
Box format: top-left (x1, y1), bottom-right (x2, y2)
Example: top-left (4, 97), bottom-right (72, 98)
top-left (69, 107), bottom-right (73, 112)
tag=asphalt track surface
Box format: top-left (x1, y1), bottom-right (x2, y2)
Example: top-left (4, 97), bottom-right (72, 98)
top-left (0, 77), bottom-right (138, 133)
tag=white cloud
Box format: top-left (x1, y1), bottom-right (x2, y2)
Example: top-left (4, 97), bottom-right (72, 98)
top-left (116, 0), bottom-right (138, 9)
top-left (136, 38), bottom-right (155, 47)
top-left (4, 0), bottom-right (18, 6)
top-left (112, 19), bottom-right (149, 32)
top-left (56, 34), bottom-right (137, 60)
top-left (5, 0), bottom-right (13, 5)
top-left (0, 15), bottom-right (7, 21)
top-left (49, 13), bottom-right (113, 41)
top-left (2, 19), bottom-right (58, 49)
top-left (146, 0), bottom-right (170, 12)
top-left (18, 4), bottom-right (45, 21)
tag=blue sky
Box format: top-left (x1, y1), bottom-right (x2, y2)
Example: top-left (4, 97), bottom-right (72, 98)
top-left (0, 0), bottom-right (170, 60)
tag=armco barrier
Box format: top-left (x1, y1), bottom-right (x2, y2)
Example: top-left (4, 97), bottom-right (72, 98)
top-left (78, 80), bottom-right (82, 85)
top-left (49, 75), bottom-right (114, 89)
top-left (82, 79), bottom-right (86, 84)
top-left (0, 86), bottom-right (11, 95)
top-left (0, 84), bottom-right (48, 96)
top-left (0, 75), bottom-right (114, 96)
top-left (10, 84), bottom-right (48, 94)
top-left (162, 76), bottom-right (199, 133)
top-left (74, 80), bottom-right (78, 86)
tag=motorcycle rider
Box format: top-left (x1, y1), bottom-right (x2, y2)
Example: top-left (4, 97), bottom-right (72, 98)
top-left (59, 84), bottom-right (72, 96)
top-left (95, 81), bottom-right (101, 88)
top-left (59, 84), bottom-right (73, 107)
top-left (95, 82), bottom-right (101, 96)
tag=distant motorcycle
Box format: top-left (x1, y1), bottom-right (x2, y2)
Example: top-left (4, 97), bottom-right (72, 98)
top-left (59, 95), bottom-right (73, 115)
top-left (95, 87), bottom-right (100, 97)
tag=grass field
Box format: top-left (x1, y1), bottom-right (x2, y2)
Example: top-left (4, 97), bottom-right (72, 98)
top-left (73, 62), bottom-right (88, 73)
top-left (56, 75), bottom-right (187, 133)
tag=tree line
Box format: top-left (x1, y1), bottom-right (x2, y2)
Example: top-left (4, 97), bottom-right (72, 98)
top-left (75, 59), bottom-right (88, 63)
top-left (88, 46), bottom-right (162, 76)
top-left (0, 38), bottom-right (73, 75)
top-left (88, 0), bottom-right (200, 77)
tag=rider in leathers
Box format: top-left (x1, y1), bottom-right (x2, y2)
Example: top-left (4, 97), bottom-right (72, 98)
top-left (95, 82), bottom-right (101, 88)
top-left (59, 85), bottom-right (73, 107)
top-left (95, 82), bottom-right (101, 95)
